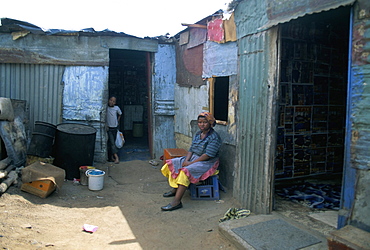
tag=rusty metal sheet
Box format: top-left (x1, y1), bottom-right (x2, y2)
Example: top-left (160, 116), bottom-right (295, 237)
top-left (352, 19), bottom-right (370, 65)
top-left (176, 42), bottom-right (204, 87)
top-left (183, 45), bottom-right (203, 76)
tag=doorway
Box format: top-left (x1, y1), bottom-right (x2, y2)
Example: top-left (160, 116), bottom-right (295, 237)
top-left (108, 49), bottom-right (151, 161)
top-left (274, 6), bottom-right (351, 228)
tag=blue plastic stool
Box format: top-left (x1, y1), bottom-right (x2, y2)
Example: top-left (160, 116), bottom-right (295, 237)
top-left (189, 175), bottom-right (220, 200)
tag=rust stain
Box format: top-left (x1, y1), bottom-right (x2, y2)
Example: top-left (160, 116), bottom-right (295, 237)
top-left (176, 42), bottom-right (204, 87)
top-left (352, 22), bottom-right (369, 65)
top-left (358, 0), bottom-right (370, 19)
top-left (352, 130), bottom-right (359, 142)
top-left (182, 45), bottom-right (203, 76)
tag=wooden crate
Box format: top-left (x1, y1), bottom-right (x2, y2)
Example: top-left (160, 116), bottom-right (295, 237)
top-left (163, 148), bottom-right (188, 165)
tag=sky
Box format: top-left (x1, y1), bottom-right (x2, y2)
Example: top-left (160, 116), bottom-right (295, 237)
top-left (1, 0), bottom-right (231, 38)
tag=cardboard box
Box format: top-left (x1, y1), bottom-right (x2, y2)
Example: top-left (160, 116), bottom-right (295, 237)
top-left (21, 161), bottom-right (65, 198)
top-left (21, 180), bottom-right (55, 198)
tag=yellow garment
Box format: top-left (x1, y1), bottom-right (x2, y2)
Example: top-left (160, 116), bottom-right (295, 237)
top-left (161, 164), bottom-right (219, 188)
top-left (161, 163), bottom-right (190, 188)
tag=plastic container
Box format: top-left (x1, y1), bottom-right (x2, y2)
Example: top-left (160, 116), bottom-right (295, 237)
top-left (79, 166), bottom-right (95, 185)
top-left (86, 169), bottom-right (105, 191)
top-left (27, 121), bottom-right (57, 158)
top-left (53, 123), bottom-right (97, 180)
top-left (133, 122), bottom-right (143, 137)
top-left (33, 121), bottom-right (57, 136)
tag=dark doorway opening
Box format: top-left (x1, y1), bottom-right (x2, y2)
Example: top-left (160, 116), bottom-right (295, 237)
top-left (213, 76), bottom-right (229, 122)
top-left (274, 6), bottom-right (351, 228)
top-left (108, 49), bottom-right (150, 161)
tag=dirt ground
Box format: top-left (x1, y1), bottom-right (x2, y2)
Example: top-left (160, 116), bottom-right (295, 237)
top-left (0, 159), bottom-right (242, 250)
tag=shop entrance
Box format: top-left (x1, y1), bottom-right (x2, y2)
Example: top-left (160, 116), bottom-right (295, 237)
top-left (274, 6), bottom-right (351, 226)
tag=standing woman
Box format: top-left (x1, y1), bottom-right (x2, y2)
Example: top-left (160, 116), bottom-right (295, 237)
top-left (106, 96), bottom-right (122, 164)
top-left (161, 112), bottom-right (222, 211)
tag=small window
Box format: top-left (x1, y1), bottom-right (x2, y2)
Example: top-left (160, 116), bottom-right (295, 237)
top-left (210, 76), bottom-right (229, 123)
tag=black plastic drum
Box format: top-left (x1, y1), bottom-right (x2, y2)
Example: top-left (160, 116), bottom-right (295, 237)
top-left (53, 123), bottom-right (96, 180)
top-left (27, 121), bottom-right (57, 158)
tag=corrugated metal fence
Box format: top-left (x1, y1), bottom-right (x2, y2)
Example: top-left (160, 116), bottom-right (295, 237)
top-left (0, 63), bottom-right (64, 136)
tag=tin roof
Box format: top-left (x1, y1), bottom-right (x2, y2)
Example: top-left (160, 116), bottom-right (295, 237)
top-left (0, 18), bottom-right (137, 37)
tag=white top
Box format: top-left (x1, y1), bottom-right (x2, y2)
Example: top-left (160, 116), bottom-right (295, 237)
top-left (106, 105), bottom-right (122, 128)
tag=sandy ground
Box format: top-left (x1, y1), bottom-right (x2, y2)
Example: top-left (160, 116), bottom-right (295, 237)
top-left (0, 159), bottom-right (242, 250)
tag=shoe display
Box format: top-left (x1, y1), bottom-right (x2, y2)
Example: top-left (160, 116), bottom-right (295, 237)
top-left (163, 191), bottom-right (176, 197)
top-left (161, 202), bottom-right (183, 211)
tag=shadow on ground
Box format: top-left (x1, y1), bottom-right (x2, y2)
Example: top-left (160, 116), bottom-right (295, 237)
top-left (118, 134), bottom-right (151, 162)
top-left (1, 146), bottom-right (239, 249)
top-left (0, 133), bottom-right (339, 249)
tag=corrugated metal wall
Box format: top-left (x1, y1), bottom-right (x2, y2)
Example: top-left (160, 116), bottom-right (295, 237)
top-left (234, 15), bottom-right (278, 211)
top-left (236, 30), bottom-right (277, 214)
top-left (0, 63), bottom-right (64, 136)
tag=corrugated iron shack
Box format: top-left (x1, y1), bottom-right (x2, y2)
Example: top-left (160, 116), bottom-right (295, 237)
top-left (174, 11), bottom-right (238, 189)
top-left (0, 18), bottom-right (178, 164)
top-left (232, 0), bottom-right (370, 238)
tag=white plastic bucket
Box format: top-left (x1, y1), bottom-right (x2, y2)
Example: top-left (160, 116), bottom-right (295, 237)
top-left (86, 169), bottom-right (105, 191)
